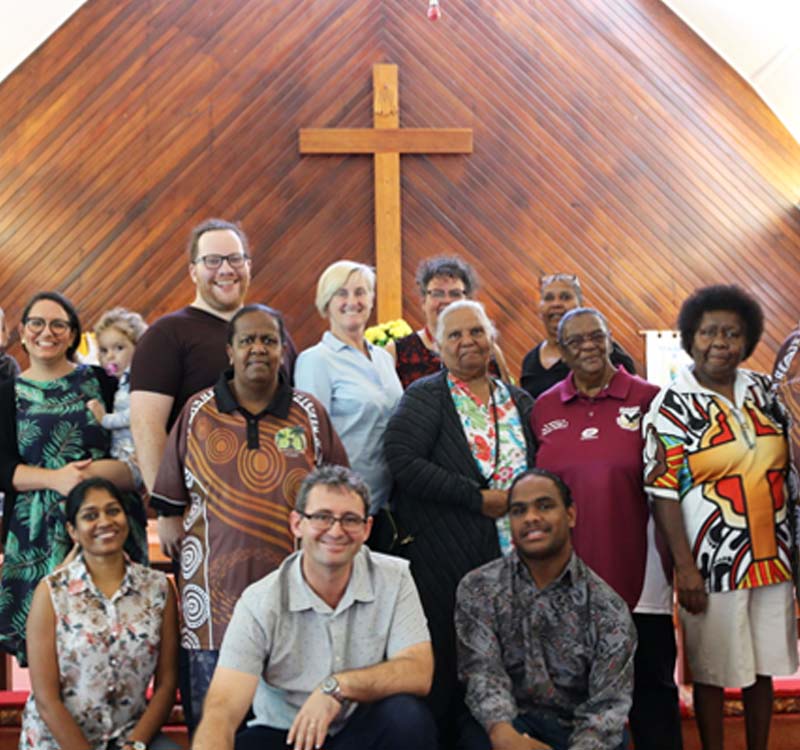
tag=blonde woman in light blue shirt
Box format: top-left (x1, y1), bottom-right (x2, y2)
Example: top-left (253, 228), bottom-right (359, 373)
top-left (295, 260), bottom-right (403, 551)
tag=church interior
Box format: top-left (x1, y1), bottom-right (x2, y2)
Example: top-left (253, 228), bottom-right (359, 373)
top-left (0, 0), bottom-right (799, 748)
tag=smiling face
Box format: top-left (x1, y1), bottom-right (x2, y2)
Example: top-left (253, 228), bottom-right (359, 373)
top-left (540, 279), bottom-right (580, 339)
top-left (558, 312), bottom-right (614, 383)
top-left (509, 474), bottom-right (575, 563)
top-left (690, 310), bottom-right (746, 391)
top-left (421, 274), bottom-right (468, 333)
top-left (19, 299), bottom-right (77, 367)
top-left (227, 310), bottom-right (283, 392)
top-left (327, 271), bottom-right (374, 340)
top-left (290, 484), bottom-right (372, 574)
top-left (67, 487), bottom-right (129, 558)
top-left (439, 306), bottom-right (493, 381)
top-left (190, 228), bottom-right (251, 314)
top-left (96, 326), bottom-right (135, 377)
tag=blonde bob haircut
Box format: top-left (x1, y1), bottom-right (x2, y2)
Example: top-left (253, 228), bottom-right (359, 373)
top-left (315, 260), bottom-right (376, 318)
top-left (435, 299), bottom-right (496, 346)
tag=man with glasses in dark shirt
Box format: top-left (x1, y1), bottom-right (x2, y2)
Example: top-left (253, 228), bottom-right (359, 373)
top-left (193, 465), bottom-right (436, 750)
top-left (129, 218), bottom-right (297, 730)
top-left (455, 468), bottom-right (636, 750)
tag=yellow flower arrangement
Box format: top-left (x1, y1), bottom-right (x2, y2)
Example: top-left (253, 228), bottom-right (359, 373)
top-left (364, 319), bottom-right (413, 347)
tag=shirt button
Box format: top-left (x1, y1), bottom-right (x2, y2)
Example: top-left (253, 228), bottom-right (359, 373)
top-left (588, 411), bottom-right (594, 417)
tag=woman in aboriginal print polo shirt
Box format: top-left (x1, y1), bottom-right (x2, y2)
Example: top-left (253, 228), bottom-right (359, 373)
top-left (644, 285), bottom-right (797, 750)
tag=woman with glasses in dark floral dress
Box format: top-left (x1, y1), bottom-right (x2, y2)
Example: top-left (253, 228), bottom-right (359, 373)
top-left (0, 292), bottom-right (147, 666)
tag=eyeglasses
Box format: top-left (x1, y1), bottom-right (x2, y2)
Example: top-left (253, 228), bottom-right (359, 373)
top-left (696, 326), bottom-right (743, 341)
top-left (25, 317), bottom-right (72, 335)
top-left (426, 289), bottom-right (467, 301)
top-left (298, 510), bottom-right (368, 533)
top-left (562, 331), bottom-right (607, 350)
top-left (193, 253), bottom-right (250, 270)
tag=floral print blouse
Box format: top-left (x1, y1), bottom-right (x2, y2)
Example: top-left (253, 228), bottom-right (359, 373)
top-left (448, 375), bottom-right (528, 552)
top-left (20, 556), bottom-right (170, 750)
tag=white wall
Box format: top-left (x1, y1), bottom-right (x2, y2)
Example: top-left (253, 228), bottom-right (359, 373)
top-left (661, 0), bottom-right (800, 146)
top-left (0, 0), bottom-right (86, 84)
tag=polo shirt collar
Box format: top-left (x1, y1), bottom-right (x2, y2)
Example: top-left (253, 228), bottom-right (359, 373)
top-left (288, 548), bottom-right (376, 614)
top-left (558, 365), bottom-right (631, 403)
top-left (674, 364), bottom-right (750, 408)
top-left (214, 369), bottom-right (293, 419)
top-left (322, 330), bottom-right (374, 356)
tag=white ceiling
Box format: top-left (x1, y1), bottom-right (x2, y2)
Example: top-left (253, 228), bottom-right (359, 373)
top-left (0, 1), bottom-right (797, 146)
top-left (661, 0), bottom-right (800, 145)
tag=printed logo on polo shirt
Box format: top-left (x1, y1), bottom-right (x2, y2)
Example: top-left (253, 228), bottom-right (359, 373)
top-left (541, 419), bottom-right (569, 436)
top-left (580, 427), bottom-right (599, 441)
top-left (616, 406), bottom-right (642, 431)
top-left (275, 426), bottom-right (307, 456)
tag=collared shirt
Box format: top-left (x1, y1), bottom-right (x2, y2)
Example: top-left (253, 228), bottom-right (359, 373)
top-left (20, 556), bottom-right (170, 750)
top-left (151, 371), bottom-right (348, 649)
top-left (643, 365), bottom-right (792, 593)
top-left (295, 331), bottom-right (403, 513)
top-left (448, 374), bottom-right (528, 552)
top-left (773, 326), bottom-right (800, 551)
top-left (218, 547), bottom-right (430, 733)
top-left (455, 553), bottom-right (635, 750)
top-left (531, 367), bottom-right (662, 609)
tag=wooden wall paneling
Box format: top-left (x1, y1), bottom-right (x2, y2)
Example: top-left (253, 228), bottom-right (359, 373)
top-left (0, 0), bottom-right (798, 378)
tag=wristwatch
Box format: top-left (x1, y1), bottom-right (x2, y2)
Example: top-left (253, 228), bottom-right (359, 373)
top-left (123, 741), bottom-right (147, 750)
top-left (320, 675), bottom-right (345, 703)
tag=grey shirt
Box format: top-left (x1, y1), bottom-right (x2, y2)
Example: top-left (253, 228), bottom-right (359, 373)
top-left (456, 552), bottom-right (636, 750)
top-left (219, 547), bottom-right (430, 733)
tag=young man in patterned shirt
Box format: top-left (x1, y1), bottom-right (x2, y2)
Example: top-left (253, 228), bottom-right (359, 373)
top-left (455, 468), bottom-right (637, 750)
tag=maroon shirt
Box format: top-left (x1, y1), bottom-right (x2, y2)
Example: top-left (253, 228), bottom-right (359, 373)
top-left (530, 367), bottom-right (659, 608)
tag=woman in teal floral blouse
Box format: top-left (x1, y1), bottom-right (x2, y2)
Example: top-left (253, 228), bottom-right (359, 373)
top-left (0, 292), bottom-right (147, 665)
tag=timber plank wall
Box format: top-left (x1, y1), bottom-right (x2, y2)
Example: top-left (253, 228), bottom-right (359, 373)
top-left (0, 0), bottom-right (798, 375)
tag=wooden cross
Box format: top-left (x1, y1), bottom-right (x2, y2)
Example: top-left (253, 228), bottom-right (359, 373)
top-left (687, 402), bottom-right (786, 568)
top-left (299, 64), bottom-right (473, 321)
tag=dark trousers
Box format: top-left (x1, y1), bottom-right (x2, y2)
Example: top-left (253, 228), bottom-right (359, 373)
top-left (235, 694), bottom-right (437, 750)
top-left (630, 613), bottom-right (683, 750)
top-left (186, 649), bottom-right (221, 733)
top-left (457, 711), bottom-right (627, 750)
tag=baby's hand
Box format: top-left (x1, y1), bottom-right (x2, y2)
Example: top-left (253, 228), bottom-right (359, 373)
top-left (87, 398), bottom-right (106, 423)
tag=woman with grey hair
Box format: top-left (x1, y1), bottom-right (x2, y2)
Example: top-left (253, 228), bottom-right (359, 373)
top-left (295, 260), bottom-right (403, 551)
top-left (521, 273), bottom-right (635, 399)
top-left (385, 299), bottom-right (535, 746)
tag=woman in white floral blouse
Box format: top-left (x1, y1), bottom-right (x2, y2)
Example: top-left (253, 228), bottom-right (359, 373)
top-left (22, 477), bottom-right (179, 750)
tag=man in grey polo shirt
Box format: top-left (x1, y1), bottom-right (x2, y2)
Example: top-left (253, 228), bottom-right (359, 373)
top-left (192, 465), bottom-right (436, 750)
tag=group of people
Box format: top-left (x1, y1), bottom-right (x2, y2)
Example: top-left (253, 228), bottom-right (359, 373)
top-left (0, 217), bottom-right (797, 750)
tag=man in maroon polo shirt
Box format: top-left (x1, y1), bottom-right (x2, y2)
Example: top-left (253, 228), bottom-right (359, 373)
top-left (530, 307), bottom-right (682, 750)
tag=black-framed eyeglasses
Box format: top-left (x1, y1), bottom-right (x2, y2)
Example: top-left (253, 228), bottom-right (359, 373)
top-left (24, 317), bottom-right (72, 335)
top-left (425, 289), bottom-right (467, 301)
top-left (298, 510), bottom-right (368, 533)
top-left (193, 253), bottom-right (250, 270)
top-left (562, 330), bottom-right (607, 350)
top-left (696, 326), bottom-right (743, 341)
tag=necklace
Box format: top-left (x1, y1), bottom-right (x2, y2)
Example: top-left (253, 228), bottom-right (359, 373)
top-left (489, 380), bottom-right (501, 482)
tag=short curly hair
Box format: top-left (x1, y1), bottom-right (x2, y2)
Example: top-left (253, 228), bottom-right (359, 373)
top-left (94, 307), bottom-right (148, 345)
top-left (677, 284), bottom-right (763, 359)
top-left (415, 256), bottom-right (477, 296)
